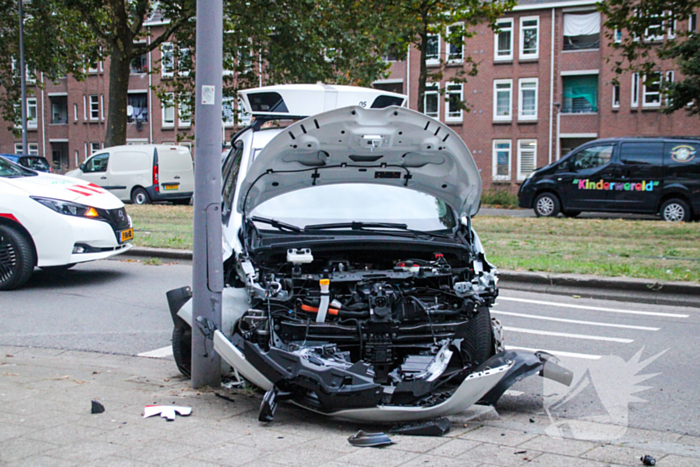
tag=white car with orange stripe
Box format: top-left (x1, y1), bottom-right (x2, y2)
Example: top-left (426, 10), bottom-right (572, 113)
top-left (0, 156), bottom-right (133, 290)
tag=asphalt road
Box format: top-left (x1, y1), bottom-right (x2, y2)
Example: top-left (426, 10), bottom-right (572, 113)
top-left (1, 257), bottom-right (698, 436)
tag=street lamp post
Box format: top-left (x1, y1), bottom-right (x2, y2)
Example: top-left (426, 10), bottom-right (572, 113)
top-left (19, 0), bottom-right (27, 153)
top-left (191, 0), bottom-right (224, 389)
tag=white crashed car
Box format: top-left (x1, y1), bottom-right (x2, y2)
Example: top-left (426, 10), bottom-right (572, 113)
top-left (0, 157), bottom-right (133, 290)
top-left (167, 85), bottom-right (572, 423)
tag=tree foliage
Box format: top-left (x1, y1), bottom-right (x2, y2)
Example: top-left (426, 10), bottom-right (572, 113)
top-left (599, 0), bottom-right (700, 115)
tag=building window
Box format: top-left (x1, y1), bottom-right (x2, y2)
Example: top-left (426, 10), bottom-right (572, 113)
top-left (26, 98), bottom-right (38, 129)
top-left (223, 97), bottom-right (235, 127)
top-left (75, 150), bottom-right (80, 166)
top-left (74, 103), bottom-right (78, 121)
top-left (518, 78), bottom-right (538, 120)
top-left (178, 94), bottom-right (191, 127)
top-left (426, 34), bottom-right (440, 65)
top-left (520, 17), bottom-right (539, 59)
top-left (50, 96), bottom-right (68, 124)
top-left (614, 29), bottom-right (622, 42)
top-left (562, 75), bottom-right (598, 113)
top-left (690, 13), bottom-right (697, 33)
top-left (612, 83), bottom-right (621, 108)
top-left (642, 72), bottom-right (662, 107)
top-left (446, 24), bottom-right (464, 62)
top-left (666, 71), bottom-right (675, 105)
top-left (493, 79), bottom-right (513, 121)
top-left (178, 47), bottom-right (191, 77)
top-left (237, 46), bottom-right (254, 73)
top-left (563, 12), bottom-right (601, 50)
top-left (91, 142), bottom-right (100, 154)
top-left (631, 73), bottom-right (640, 107)
top-left (445, 83), bottom-right (463, 122)
top-left (492, 140), bottom-right (512, 180)
top-left (161, 42), bottom-right (174, 77)
top-left (89, 95), bottom-right (99, 120)
top-left (130, 53), bottom-right (148, 74)
top-left (14, 143), bottom-right (38, 155)
top-left (517, 140), bottom-right (537, 180)
top-left (424, 83), bottom-right (439, 118)
top-left (127, 92), bottom-right (148, 123)
top-left (495, 19), bottom-right (513, 61)
top-left (101, 95), bottom-right (105, 120)
top-left (83, 96), bottom-right (87, 120)
top-left (162, 93), bottom-right (175, 127)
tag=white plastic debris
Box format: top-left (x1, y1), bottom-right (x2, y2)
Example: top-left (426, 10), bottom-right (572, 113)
top-left (143, 405), bottom-right (192, 421)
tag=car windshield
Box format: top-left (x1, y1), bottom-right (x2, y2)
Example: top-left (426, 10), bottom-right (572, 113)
top-left (20, 157), bottom-right (50, 171)
top-left (0, 157), bottom-right (37, 178)
top-left (251, 184), bottom-right (456, 232)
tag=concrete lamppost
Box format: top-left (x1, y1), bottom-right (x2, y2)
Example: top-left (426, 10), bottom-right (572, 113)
top-left (19, 0), bottom-right (27, 153)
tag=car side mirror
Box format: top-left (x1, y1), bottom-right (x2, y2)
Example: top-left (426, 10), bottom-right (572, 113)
top-left (79, 163), bottom-right (86, 171)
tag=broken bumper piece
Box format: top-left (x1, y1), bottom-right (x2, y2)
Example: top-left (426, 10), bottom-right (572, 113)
top-left (213, 330), bottom-right (573, 423)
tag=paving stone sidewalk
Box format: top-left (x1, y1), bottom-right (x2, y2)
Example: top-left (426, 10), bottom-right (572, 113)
top-left (2, 345), bottom-right (699, 467)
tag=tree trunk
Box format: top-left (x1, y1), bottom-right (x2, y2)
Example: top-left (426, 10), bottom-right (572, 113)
top-left (105, 42), bottom-right (132, 147)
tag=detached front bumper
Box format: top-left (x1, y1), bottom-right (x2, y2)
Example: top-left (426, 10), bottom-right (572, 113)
top-left (213, 330), bottom-right (572, 423)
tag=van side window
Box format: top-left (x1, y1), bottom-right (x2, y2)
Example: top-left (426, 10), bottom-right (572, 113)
top-left (222, 140), bottom-right (244, 224)
top-left (84, 153), bottom-right (109, 173)
top-left (620, 142), bottom-right (663, 166)
top-left (664, 142), bottom-right (698, 165)
top-left (570, 145), bottom-right (613, 171)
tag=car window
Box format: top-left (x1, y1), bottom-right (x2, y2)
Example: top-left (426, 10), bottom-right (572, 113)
top-left (0, 156), bottom-right (37, 178)
top-left (20, 157), bottom-right (50, 171)
top-left (222, 141), bottom-right (243, 224)
top-left (569, 145), bottom-right (613, 171)
top-left (620, 142), bottom-right (663, 166)
top-left (252, 184), bottom-right (456, 231)
top-left (84, 153), bottom-right (109, 173)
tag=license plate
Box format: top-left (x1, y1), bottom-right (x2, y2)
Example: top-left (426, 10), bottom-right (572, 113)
top-left (162, 184), bottom-right (179, 191)
top-left (120, 228), bottom-right (134, 243)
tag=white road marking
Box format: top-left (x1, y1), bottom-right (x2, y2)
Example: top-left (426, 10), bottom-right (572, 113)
top-left (492, 310), bottom-right (659, 331)
top-left (138, 346), bottom-right (173, 359)
top-left (497, 297), bottom-right (689, 319)
top-left (506, 345), bottom-right (602, 360)
top-left (503, 326), bottom-right (634, 343)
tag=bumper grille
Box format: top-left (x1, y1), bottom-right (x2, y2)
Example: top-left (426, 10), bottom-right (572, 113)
top-left (98, 207), bottom-right (131, 231)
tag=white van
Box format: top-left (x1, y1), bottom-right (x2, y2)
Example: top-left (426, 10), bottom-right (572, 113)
top-left (66, 144), bottom-right (194, 204)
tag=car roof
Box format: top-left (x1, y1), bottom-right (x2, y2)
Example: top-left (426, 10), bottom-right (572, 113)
top-left (588, 136), bottom-right (700, 144)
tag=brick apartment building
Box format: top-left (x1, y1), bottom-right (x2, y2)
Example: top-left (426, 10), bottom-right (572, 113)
top-left (3, 0), bottom-right (699, 189)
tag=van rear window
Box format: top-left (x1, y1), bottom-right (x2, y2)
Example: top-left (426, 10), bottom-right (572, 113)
top-left (664, 142), bottom-right (698, 165)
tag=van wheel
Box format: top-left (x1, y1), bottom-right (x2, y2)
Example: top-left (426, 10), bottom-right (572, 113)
top-left (660, 199), bottom-right (690, 222)
top-left (131, 188), bottom-right (150, 205)
top-left (563, 210), bottom-right (581, 218)
top-left (534, 193), bottom-right (561, 217)
top-left (0, 224), bottom-right (35, 291)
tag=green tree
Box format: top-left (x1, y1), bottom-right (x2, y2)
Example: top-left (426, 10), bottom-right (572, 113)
top-left (599, 0), bottom-right (700, 114)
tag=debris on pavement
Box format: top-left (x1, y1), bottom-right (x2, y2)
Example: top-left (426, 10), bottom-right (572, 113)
top-left (91, 400), bottom-right (105, 414)
top-left (215, 393), bottom-right (236, 403)
top-left (143, 405), bottom-right (192, 421)
top-left (640, 454), bottom-right (656, 466)
top-left (348, 430), bottom-right (395, 447)
top-left (389, 417), bottom-right (451, 436)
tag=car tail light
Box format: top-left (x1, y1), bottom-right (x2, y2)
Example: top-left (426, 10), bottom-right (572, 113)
top-left (153, 151), bottom-right (159, 192)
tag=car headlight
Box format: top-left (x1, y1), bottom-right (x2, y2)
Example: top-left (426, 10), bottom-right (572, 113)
top-left (31, 197), bottom-right (100, 218)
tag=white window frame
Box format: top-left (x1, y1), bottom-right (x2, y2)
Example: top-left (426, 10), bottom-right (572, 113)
top-left (493, 79), bottom-right (513, 121)
top-left (642, 72), bottom-right (662, 107)
top-left (492, 140), bottom-right (512, 181)
top-left (665, 70), bottom-right (675, 105)
top-left (614, 29), bottom-right (622, 43)
top-left (612, 83), bottom-right (621, 108)
top-left (75, 150), bottom-right (80, 166)
top-left (84, 143), bottom-right (89, 159)
top-left (178, 47), bottom-right (191, 77)
top-left (222, 97), bottom-right (235, 127)
top-left (423, 83), bottom-right (440, 118)
top-left (26, 97), bottom-right (38, 129)
top-left (178, 94), bottom-right (191, 128)
top-left (445, 82), bottom-right (463, 123)
top-left (162, 92), bottom-right (175, 128)
top-left (517, 139), bottom-right (537, 181)
top-left (100, 95), bottom-right (105, 120)
top-left (631, 73), bottom-right (639, 108)
top-left (446, 23), bottom-right (464, 63)
top-left (518, 78), bottom-right (538, 121)
top-left (83, 95), bottom-right (88, 120)
top-left (73, 103), bottom-right (78, 121)
top-left (27, 143), bottom-right (38, 155)
top-left (161, 42), bottom-right (174, 78)
top-left (645, 14), bottom-right (664, 42)
top-left (14, 143), bottom-right (22, 154)
top-left (690, 13), bottom-right (697, 33)
top-left (519, 16), bottom-right (540, 60)
top-left (89, 95), bottom-right (99, 120)
top-left (494, 19), bottom-right (514, 61)
top-left (426, 33), bottom-right (441, 66)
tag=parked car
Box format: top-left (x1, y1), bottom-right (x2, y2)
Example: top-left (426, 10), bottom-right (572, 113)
top-left (166, 84), bottom-right (571, 423)
top-left (518, 137), bottom-right (700, 222)
top-left (0, 154), bottom-right (52, 173)
top-left (66, 144), bottom-right (194, 205)
top-left (0, 157), bottom-right (133, 290)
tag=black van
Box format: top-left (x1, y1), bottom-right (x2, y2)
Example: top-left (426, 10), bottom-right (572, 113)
top-left (518, 137), bottom-right (700, 222)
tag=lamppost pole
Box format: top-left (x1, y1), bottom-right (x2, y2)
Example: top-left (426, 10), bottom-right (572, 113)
top-left (19, 0), bottom-right (27, 153)
top-left (191, 0), bottom-right (224, 389)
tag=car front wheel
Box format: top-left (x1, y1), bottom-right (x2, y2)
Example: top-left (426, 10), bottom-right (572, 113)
top-left (534, 193), bottom-right (561, 217)
top-left (0, 224), bottom-right (36, 291)
top-left (660, 199), bottom-right (690, 222)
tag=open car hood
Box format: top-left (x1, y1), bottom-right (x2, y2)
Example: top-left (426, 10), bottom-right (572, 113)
top-left (237, 106), bottom-right (482, 218)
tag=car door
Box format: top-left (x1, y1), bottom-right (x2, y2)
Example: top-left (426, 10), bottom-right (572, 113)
top-left (556, 143), bottom-right (616, 211)
top-left (607, 142), bottom-right (664, 213)
top-left (79, 153), bottom-right (110, 188)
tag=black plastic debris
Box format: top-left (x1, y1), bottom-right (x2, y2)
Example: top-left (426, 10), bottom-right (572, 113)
top-left (348, 430), bottom-right (395, 447)
top-left (640, 454), bottom-right (656, 466)
top-left (259, 387), bottom-right (278, 422)
top-left (215, 393), bottom-right (236, 404)
top-left (389, 417), bottom-right (451, 437)
top-left (91, 400), bottom-right (105, 414)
